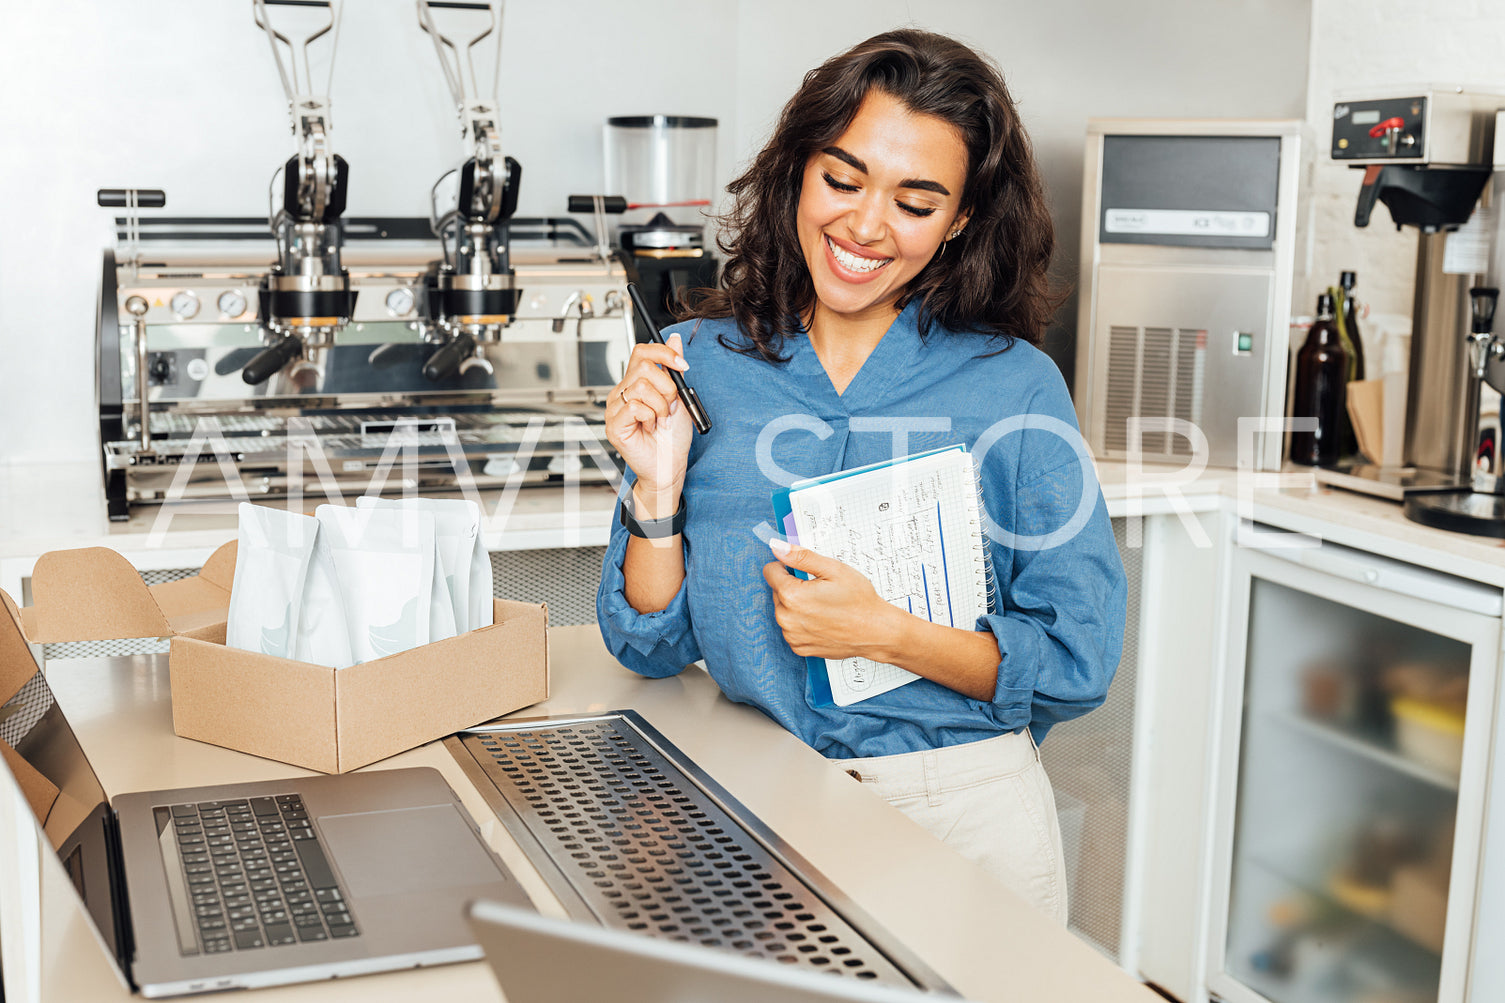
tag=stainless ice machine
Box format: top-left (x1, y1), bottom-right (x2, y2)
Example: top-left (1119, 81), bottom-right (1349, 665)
top-left (1074, 119), bottom-right (1302, 471)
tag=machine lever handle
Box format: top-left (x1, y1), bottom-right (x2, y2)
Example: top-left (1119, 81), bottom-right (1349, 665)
top-left (242, 335), bottom-right (303, 385)
top-left (423, 333), bottom-right (477, 382)
top-left (568, 195), bottom-right (628, 214)
top-left (1353, 165), bottom-right (1385, 228)
top-left (97, 189), bottom-right (166, 208)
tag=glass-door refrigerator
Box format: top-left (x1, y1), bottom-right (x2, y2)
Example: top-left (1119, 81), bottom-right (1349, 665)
top-left (1205, 533), bottom-right (1502, 1003)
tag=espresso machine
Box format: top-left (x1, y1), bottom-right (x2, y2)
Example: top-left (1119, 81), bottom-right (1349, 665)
top-left (1320, 88), bottom-right (1505, 535)
top-left (96, 0), bottom-right (634, 520)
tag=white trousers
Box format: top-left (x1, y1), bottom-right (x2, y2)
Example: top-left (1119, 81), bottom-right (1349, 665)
top-left (833, 729), bottom-right (1068, 924)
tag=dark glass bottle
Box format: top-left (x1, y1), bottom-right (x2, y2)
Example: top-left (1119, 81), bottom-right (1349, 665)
top-left (1339, 270), bottom-right (1366, 382)
top-left (1333, 272), bottom-right (1365, 460)
top-left (1290, 293), bottom-right (1349, 467)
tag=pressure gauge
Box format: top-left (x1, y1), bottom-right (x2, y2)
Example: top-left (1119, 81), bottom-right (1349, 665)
top-left (385, 287), bottom-right (416, 317)
top-left (170, 290), bottom-right (200, 320)
top-left (217, 290), bottom-right (247, 318)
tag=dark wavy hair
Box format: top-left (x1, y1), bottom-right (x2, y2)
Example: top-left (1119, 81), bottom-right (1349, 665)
top-left (687, 28), bottom-right (1061, 360)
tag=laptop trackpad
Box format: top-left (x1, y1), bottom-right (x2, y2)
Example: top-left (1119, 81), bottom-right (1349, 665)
top-left (317, 804), bottom-right (502, 898)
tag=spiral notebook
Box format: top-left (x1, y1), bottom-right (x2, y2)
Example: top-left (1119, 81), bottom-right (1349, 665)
top-left (772, 445), bottom-right (994, 707)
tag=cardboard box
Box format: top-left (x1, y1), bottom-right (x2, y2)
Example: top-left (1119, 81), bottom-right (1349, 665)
top-left (2, 542), bottom-right (548, 774)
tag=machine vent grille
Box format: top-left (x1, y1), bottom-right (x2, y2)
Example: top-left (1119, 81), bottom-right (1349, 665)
top-left (1099, 324), bottom-right (1207, 460)
top-left (1171, 329), bottom-right (1206, 456)
top-left (1139, 328), bottom-right (1174, 455)
top-left (1103, 326), bottom-right (1141, 453)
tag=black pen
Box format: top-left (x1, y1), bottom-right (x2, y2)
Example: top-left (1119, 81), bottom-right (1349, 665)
top-left (626, 282), bottom-right (712, 435)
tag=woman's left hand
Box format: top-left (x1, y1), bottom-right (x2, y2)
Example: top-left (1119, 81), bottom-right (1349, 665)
top-left (761, 541), bottom-right (899, 661)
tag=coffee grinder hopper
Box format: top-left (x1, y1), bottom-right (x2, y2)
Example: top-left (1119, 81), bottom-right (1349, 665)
top-left (601, 115), bottom-right (719, 331)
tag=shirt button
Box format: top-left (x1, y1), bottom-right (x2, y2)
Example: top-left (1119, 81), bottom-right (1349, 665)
top-left (845, 769), bottom-right (863, 782)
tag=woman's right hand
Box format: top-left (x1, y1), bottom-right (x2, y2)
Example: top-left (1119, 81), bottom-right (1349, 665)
top-left (605, 333), bottom-right (694, 510)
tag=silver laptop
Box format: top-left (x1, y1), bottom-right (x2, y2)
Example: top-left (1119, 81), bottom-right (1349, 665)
top-left (0, 660), bottom-right (532, 997)
top-left (465, 899), bottom-right (972, 1003)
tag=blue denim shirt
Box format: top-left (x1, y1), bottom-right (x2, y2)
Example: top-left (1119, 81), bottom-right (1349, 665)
top-left (597, 301), bottom-right (1126, 760)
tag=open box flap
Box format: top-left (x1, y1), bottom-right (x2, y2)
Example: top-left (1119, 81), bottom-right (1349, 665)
top-left (25, 548), bottom-right (170, 643)
top-left (198, 539), bottom-right (237, 591)
top-left (149, 540), bottom-right (236, 625)
top-left (0, 737), bottom-right (60, 824)
top-left (0, 590), bottom-right (38, 706)
top-left (0, 591), bottom-right (62, 822)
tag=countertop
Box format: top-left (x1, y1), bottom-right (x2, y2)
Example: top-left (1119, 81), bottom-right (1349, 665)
top-left (4, 457), bottom-right (1504, 588)
top-left (1097, 460), bottom-right (1505, 586)
top-left (19, 625), bottom-right (1160, 1003)
top-left (0, 460), bottom-right (621, 561)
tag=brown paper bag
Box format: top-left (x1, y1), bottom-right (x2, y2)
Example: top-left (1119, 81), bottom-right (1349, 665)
top-left (1346, 379), bottom-right (1384, 465)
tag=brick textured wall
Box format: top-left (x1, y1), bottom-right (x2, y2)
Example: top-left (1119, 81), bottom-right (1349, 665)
top-left (1299, 1), bottom-right (1505, 352)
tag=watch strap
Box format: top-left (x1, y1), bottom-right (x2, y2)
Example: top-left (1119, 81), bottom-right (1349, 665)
top-left (619, 495), bottom-right (687, 539)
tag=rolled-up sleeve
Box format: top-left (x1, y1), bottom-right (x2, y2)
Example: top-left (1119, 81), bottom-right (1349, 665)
top-left (975, 456), bottom-right (1126, 744)
top-left (596, 512), bottom-right (703, 678)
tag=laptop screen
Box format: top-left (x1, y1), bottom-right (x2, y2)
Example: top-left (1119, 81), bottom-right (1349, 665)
top-left (0, 636), bottom-right (129, 965)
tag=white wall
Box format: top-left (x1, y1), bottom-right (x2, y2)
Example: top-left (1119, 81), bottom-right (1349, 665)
top-left (1298, 0), bottom-right (1505, 331)
top-left (0, 0), bottom-right (739, 468)
top-left (0, 0), bottom-right (1310, 471)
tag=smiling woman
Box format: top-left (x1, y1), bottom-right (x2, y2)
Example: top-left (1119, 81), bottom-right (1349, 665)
top-left (692, 29), bottom-right (1061, 363)
top-left (795, 92), bottom-right (970, 390)
top-left (596, 29), bottom-right (1126, 925)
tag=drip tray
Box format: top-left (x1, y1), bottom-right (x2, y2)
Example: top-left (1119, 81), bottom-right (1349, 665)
top-left (446, 710), bottom-right (950, 991)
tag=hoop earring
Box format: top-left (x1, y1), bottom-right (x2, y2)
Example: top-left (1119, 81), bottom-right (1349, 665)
top-left (936, 229), bottom-right (959, 263)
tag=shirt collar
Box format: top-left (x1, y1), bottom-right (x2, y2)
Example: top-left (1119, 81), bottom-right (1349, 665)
top-left (784, 299), bottom-right (926, 412)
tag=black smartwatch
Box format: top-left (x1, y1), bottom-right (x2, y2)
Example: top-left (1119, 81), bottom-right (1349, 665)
top-left (619, 496), bottom-right (687, 539)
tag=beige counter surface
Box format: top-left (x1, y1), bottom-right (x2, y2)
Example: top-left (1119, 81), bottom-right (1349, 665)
top-left (0, 460), bottom-right (620, 559)
top-left (7, 457), bottom-right (1505, 591)
top-left (1095, 460), bottom-right (1505, 587)
top-left (0, 460), bottom-right (621, 598)
top-left (25, 625), bottom-right (1159, 1003)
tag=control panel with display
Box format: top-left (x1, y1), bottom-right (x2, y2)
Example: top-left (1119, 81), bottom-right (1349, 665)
top-left (1332, 96), bottom-right (1427, 160)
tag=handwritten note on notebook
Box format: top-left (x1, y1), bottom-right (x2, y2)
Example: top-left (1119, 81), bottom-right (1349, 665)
top-left (773, 446), bottom-right (992, 707)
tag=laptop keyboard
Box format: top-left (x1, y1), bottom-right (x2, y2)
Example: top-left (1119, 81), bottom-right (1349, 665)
top-left (156, 794), bottom-right (359, 955)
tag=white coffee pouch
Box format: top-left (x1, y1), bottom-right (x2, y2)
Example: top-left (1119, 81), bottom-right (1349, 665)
top-left (463, 505), bottom-right (492, 631)
top-left (226, 503), bottom-right (316, 659)
top-left (427, 535), bottom-right (457, 643)
top-left (315, 504), bottom-right (435, 662)
top-left (358, 496), bottom-right (487, 632)
top-left (291, 531), bottom-right (354, 669)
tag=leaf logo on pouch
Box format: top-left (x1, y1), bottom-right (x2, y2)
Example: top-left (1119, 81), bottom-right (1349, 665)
top-left (259, 606), bottom-right (294, 657)
top-left (366, 597), bottom-right (423, 659)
